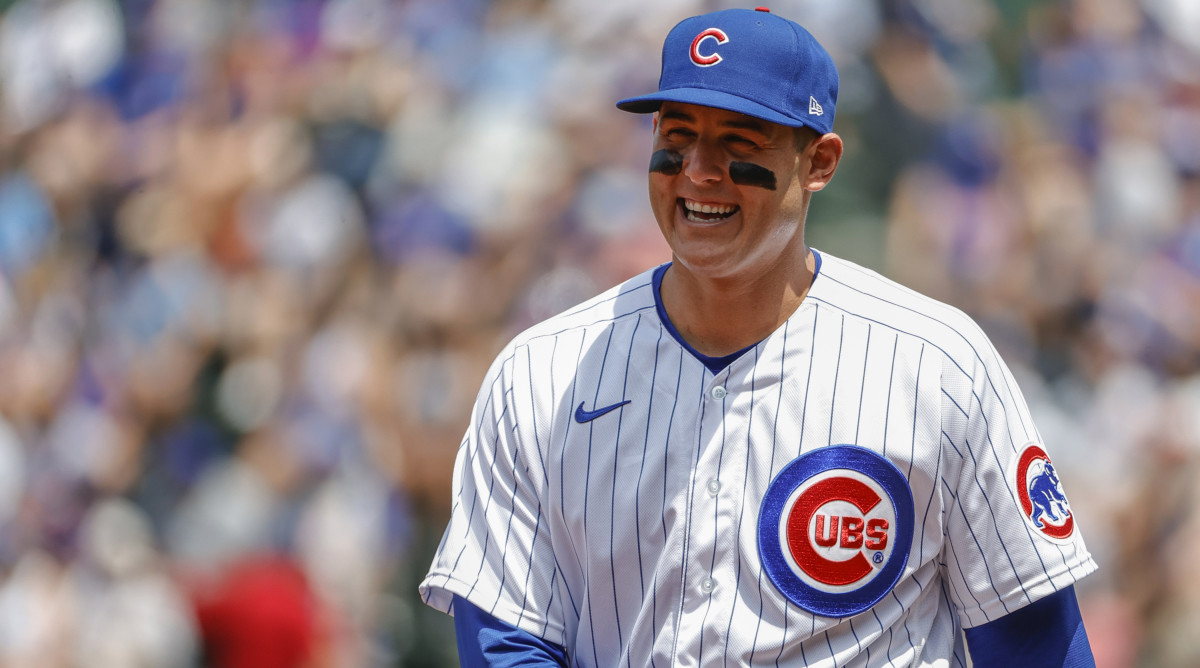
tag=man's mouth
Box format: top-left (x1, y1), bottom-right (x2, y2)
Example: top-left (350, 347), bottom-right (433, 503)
top-left (681, 198), bottom-right (738, 223)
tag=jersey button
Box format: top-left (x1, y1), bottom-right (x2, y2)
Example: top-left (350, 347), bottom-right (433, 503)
top-left (710, 386), bottom-right (727, 400)
top-left (706, 479), bottom-right (721, 496)
top-left (701, 577), bottom-right (715, 593)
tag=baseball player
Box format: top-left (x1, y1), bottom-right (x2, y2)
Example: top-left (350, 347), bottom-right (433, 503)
top-left (421, 7), bottom-right (1097, 666)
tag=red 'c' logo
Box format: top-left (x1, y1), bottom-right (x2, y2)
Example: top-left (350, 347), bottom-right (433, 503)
top-left (690, 28), bottom-right (729, 67)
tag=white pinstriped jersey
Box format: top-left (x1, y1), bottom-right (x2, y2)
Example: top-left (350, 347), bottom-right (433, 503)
top-left (420, 250), bottom-right (1097, 666)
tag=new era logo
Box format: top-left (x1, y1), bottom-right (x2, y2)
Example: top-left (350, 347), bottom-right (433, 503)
top-left (809, 96), bottom-right (823, 116)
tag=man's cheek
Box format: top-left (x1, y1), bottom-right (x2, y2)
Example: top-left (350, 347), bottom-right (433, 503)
top-left (649, 149), bottom-right (684, 175)
top-left (729, 161), bottom-right (777, 190)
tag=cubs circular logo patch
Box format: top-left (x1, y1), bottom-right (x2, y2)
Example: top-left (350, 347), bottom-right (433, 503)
top-left (1015, 443), bottom-right (1074, 542)
top-left (758, 445), bottom-right (914, 618)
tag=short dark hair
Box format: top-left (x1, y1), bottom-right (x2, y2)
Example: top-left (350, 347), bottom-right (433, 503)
top-left (794, 126), bottom-right (820, 152)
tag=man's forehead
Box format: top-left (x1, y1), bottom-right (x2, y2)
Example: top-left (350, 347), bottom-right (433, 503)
top-left (657, 101), bottom-right (782, 133)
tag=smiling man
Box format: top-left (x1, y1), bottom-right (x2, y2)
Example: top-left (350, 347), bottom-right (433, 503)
top-left (421, 8), bottom-right (1097, 666)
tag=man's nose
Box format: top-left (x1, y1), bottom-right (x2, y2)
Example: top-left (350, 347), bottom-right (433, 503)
top-left (683, 141), bottom-right (724, 184)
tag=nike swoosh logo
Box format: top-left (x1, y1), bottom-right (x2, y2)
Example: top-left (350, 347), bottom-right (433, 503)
top-left (574, 400), bottom-right (631, 423)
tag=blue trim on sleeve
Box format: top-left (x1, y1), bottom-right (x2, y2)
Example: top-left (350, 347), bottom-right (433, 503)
top-left (964, 585), bottom-right (1095, 668)
top-left (453, 595), bottom-right (570, 667)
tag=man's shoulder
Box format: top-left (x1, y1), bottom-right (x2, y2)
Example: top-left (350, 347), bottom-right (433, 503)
top-left (508, 265), bottom-right (663, 349)
top-left (812, 251), bottom-right (994, 360)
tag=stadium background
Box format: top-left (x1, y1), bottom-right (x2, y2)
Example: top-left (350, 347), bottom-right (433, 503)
top-left (0, 0), bottom-right (1197, 665)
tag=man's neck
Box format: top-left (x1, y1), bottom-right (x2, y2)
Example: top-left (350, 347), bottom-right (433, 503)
top-left (658, 248), bottom-right (817, 358)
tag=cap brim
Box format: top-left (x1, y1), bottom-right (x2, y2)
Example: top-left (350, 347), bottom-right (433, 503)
top-left (616, 88), bottom-right (807, 129)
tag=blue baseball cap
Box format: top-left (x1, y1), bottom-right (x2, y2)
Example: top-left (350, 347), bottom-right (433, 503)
top-left (616, 7), bottom-right (838, 134)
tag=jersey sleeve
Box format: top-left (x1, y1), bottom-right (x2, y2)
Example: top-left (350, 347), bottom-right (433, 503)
top-left (453, 595), bottom-right (571, 667)
top-left (963, 585), bottom-right (1095, 667)
top-left (939, 332), bottom-right (1097, 628)
top-left (419, 345), bottom-right (568, 646)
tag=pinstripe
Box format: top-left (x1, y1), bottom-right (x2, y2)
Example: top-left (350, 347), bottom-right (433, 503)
top-left (558, 333), bottom-right (585, 621)
top-left (512, 484), bottom-right (545, 624)
top-left (939, 475), bottom-right (988, 617)
top-left (750, 317), bottom-right (793, 662)
top-left (819, 311), bottom-right (848, 664)
top-left (634, 324), bottom-right (663, 600)
top-left (544, 568), bottom-right (558, 640)
top-left (799, 303), bottom-right (819, 461)
top-left (629, 323), bottom-right (662, 668)
top-left (880, 333), bottom-right (898, 458)
top-left (650, 347), bottom-right (686, 668)
top-left (910, 345), bottom-right (924, 481)
top-left (583, 323), bottom-right (622, 667)
top-left (791, 307), bottom-right (821, 667)
top-left (697, 369), bottom-right (731, 664)
top-left (607, 315), bottom-right (643, 649)
top-left (936, 474), bottom-right (1003, 618)
top-left (670, 372), bottom-right (709, 664)
top-left (491, 414), bottom-right (526, 614)
top-left (448, 361), bottom-right (510, 579)
top-left (919, 431), bottom-right (943, 569)
top-left (828, 313), bottom-right (845, 445)
top-left (514, 343), bottom-right (550, 629)
top-left (494, 416), bottom-right (530, 614)
top-left (866, 356), bottom-right (897, 668)
top-left (866, 607), bottom-right (883, 666)
top-left (855, 324), bottom-right (873, 444)
top-left (463, 391), bottom-right (514, 602)
top-left (941, 389), bottom-right (968, 418)
top-left (768, 307), bottom-right (819, 666)
top-left (725, 343), bottom-right (761, 667)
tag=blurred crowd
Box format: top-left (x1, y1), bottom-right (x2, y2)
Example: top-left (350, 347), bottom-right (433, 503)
top-left (0, 0), bottom-right (1197, 666)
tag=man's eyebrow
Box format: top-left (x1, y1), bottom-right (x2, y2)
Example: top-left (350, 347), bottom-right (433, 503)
top-left (659, 110), bottom-right (695, 123)
top-left (720, 118), bottom-right (770, 134)
top-left (660, 109), bottom-right (770, 135)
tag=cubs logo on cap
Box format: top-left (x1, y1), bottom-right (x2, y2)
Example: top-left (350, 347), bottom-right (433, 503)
top-left (1015, 443), bottom-right (1075, 542)
top-left (689, 28), bottom-right (729, 67)
top-left (758, 445), bottom-right (914, 617)
top-left (616, 8), bottom-right (839, 134)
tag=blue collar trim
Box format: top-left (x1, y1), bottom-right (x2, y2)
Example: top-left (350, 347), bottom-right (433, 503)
top-left (650, 249), bottom-right (822, 374)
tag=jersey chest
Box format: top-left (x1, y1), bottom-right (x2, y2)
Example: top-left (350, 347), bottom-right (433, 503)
top-left (526, 318), bottom-right (947, 644)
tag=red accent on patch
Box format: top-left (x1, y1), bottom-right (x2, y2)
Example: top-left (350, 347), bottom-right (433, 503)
top-left (865, 518), bottom-right (889, 550)
top-left (1016, 444), bottom-right (1075, 540)
top-left (690, 28), bottom-right (730, 67)
top-left (786, 477), bottom-right (881, 586)
top-left (813, 515), bottom-right (838, 547)
top-left (755, 6), bottom-right (771, 11)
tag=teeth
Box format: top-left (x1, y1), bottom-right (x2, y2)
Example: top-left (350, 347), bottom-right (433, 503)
top-left (684, 200), bottom-right (736, 215)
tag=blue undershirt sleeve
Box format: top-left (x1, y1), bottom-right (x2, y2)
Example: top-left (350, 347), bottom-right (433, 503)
top-left (963, 585), bottom-right (1095, 667)
top-left (453, 595), bottom-right (570, 667)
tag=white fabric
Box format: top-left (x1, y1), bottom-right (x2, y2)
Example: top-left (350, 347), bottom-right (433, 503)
top-left (421, 250), bottom-right (1096, 666)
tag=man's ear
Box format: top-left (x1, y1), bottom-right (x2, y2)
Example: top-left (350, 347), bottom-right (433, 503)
top-left (804, 132), bottom-right (844, 192)
top-left (652, 111), bottom-right (660, 133)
